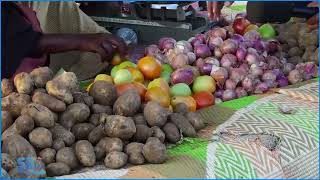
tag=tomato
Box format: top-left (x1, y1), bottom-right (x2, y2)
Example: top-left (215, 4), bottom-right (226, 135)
top-left (111, 54), bottom-right (122, 65)
top-left (147, 78), bottom-right (170, 94)
top-left (94, 74), bottom-right (113, 84)
top-left (138, 56), bottom-right (162, 80)
top-left (145, 87), bottom-right (170, 107)
top-left (113, 69), bottom-right (133, 85)
top-left (126, 67), bottom-right (144, 83)
top-left (192, 91), bottom-right (215, 109)
top-left (233, 17), bottom-right (251, 35)
top-left (116, 82), bottom-right (147, 101)
top-left (171, 96), bottom-right (197, 112)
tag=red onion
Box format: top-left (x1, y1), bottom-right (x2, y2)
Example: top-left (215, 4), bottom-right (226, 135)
top-left (265, 80), bottom-right (278, 88)
top-left (282, 63), bottom-right (295, 75)
top-left (242, 40), bottom-right (254, 49)
top-left (128, 46), bottom-right (145, 64)
top-left (211, 66), bottom-right (228, 88)
top-left (242, 75), bottom-right (256, 92)
top-left (277, 76), bottom-right (289, 87)
top-left (288, 70), bottom-right (303, 84)
top-left (187, 52), bottom-right (196, 65)
top-left (207, 37), bottom-right (224, 50)
top-left (266, 39), bottom-right (280, 54)
top-left (221, 54), bottom-right (237, 69)
top-left (184, 65), bottom-right (200, 78)
top-left (171, 53), bottom-right (189, 69)
top-left (194, 44), bottom-right (211, 58)
top-left (215, 89), bottom-right (224, 98)
top-left (195, 58), bottom-right (205, 68)
top-left (145, 44), bottom-right (160, 56)
top-left (262, 71), bottom-right (277, 82)
top-left (159, 37), bottom-right (176, 50)
top-left (195, 34), bottom-right (206, 43)
top-left (304, 62), bottom-right (318, 78)
top-left (244, 30), bottom-right (261, 41)
top-left (250, 64), bottom-right (263, 77)
top-left (266, 56), bottom-right (280, 69)
top-left (222, 90), bottom-right (236, 101)
top-left (230, 68), bottom-right (247, 84)
top-left (272, 68), bottom-right (284, 79)
top-left (175, 41), bottom-right (193, 54)
top-left (199, 63), bottom-right (213, 75)
top-left (214, 48), bottom-right (223, 59)
top-left (231, 34), bottom-right (245, 43)
top-left (171, 68), bottom-right (194, 85)
top-left (204, 57), bottom-right (220, 67)
top-left (245, 52), bottom-right (259, 65)
top-left (253, 40), bottom-right (266, 53)
top-left (258, 61), bottom-right (269, 71)
top-left (254, 82), bottom-right (269, 94)
top-left (225, 79), bottom-right (237, 90)
top-left (207, 27), bottom-right (227, 40)
top-left (220, 39), bottom-right (238, 54)
top-left (247, 47), bottom-right (258, 55)
top-left (154, 53), bottom-right (168, 64)
top-left (236, 47), bottom-right (247, 62)
top-left (239, 63), bottom-right (249, 72)
top-left (235, 87), bottom-right (248, 98)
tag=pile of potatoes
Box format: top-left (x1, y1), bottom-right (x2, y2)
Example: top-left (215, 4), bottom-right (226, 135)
top-left (273, 18), bottom-right (318, 65)
top-left (1, 67), bottom-right (205, 178)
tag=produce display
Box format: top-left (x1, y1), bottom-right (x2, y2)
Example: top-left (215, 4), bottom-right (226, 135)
top-left (1, 66), bottom-right (205, 178)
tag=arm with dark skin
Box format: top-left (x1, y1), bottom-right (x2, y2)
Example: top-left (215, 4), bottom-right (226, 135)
top-left (32, 33), bottom-right (127, 62)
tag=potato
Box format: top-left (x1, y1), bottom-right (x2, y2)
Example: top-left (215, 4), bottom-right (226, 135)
top-left (288, 47), bottom-right (303, 57)
top-left (39, 148), bottom-right (56, 164)
top-left (2, 115), bottom-right (34, 141)
top-left (162, 123), bottom-right (181, 143)
top-left (1, 78), bottom-right (14, 97)
top-left (2, 135), bottom-right (37, 159)
top-left (133, 113), bottom-right (147, 125)
top-left (2, 153), bottom-right (17, 172)
top-left (2, 92), bottom-right (31, 118)
top-left (288, 56), bottom-right (304, 65)
top-left (9, 158), bottom-right (46, 178)
top-left (92, 104), bottom-right (112, 114)
top-left (14, 72), bottom-right (34, 94)
top-left (52, 112), bottom-right (59, 122)
top-left (52, 139), bottom-right (65, 151)
top-left (75, 140), bottom-right (96, 167)
top-left (56, 147), bottom-right (79, 170)
top-left (174, 103), bottom-right (188, 114)
top-left (50, 123), bottom-right (75, 146)
top-left (73, 91), bottom-right (94, 107)
top-left (32, 91), bottom-right (66, 112)
top-left (88, 126), bottom-right (106, 145)
top-left (105, 138), bottom-right (123, 153)
top-left (185, 112), bottom-right (205, 131)
top-left (2, 111), bottom-right (13, 132)
top-left (142, 137), bottom-right (167, 164)
top-left (104, 115), bottom-right (136, 140)
top-left (60, 103), bottom-right (90, 129)
top-left (30, 67), bottom-right (53, 88)
top-left (132, 125), bottom-right (152, 143)
top-left (104, 151), bottom-right (128, 169)
top-left (151, 126), bottom-right (165, 143)
top-left (94, 137), bottom-right (110, 160)
top-left (46, 72), bottom-right (79, 104)
top-left (21, 103), bottom-right (55, 128)
top-left (71, 123), bottom-right (95, 140)
top-left (46, 162), bottom-right (70, 177)
top-left (89, 81), bottom-right (117, 106)
top-left (113, 90), bottom-right (141, 116)
top-left (169, 113), bottom-right (196, 137)
top-left (125, 142), bottom-right (145, 165)
top-left (29, 127), bottom-right (53, 149)
top-left (144, 101), bottom-right (170, 127)
top-left (89, 114), bottom-right (100, 126)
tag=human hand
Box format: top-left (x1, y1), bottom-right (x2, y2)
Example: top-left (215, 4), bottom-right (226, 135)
top-left (306, 2), bottom-right (318, 30)
top-left (79, 33), bottom-right (127, 62)
top-left (207, 1), bottom-right (234, 21)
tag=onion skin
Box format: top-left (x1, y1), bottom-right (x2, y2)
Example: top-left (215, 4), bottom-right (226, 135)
top-left (159, 37), bottom-right (176, 50)
top-left (245, 52), bottom-right (259, 65)
top-left (210, 66), bottom-right (228, 88)
top-left (154, 53), bottom-right (169, 64)
top-left (266, 56), bottom-right (280, 70)
top-left (194, 44), bottom-right (212, 58)
top-left (171, 68), bottom-right (194, 85)
top-left (225, 79), bottom-right (237, 90)
top-left (231, 34), bottom-right (245, 43)
top-left (282, 63), bottom-right (295, 76)
top-left (288, 70), bottom-right (303, 84)
top-left (220, 39), bottom-right (238, 54)
top-left (145, 44), bottom-right (160, 56)
top-left (215, 89), bottom-right (224, 98)
top-left (254, 82), bottom-right (269, 94)
top-left (229, 68), bottom-right (247, 84)
top-left (222, 90), bottom-right (236, 101)
top-left (239, 63), bottom-right (249, 72)
top-left (195, 34), bottom-right (206, 43)
top-left (277, 76), bottom-right (289, 87)
top-left (266, 39), bottom-right (280, 53)
top-left (204, 57), bottom-right (220, 67)
top-left (262, 71), bottom-right (277, 82)
top-left (195, 58), bottom-right (205, 68)
top-left (170, 53), bottom-right (189, 69)
top-left (242, 75), bottom-right (256, 92)
top-left (199, 63), bottom-right (213, 75)
top-left (244, 30), bottom-right (261, 41)
top-left (214, 48), bottom-right (223, 59)
top-left (221, 54), bottom-right (237, 69)
top-left (235, 87), bottom-right (248, 98)
top-left (250, 64), bottom-right (263, 77)
top-left (187, 52), bottom-right (196, 65)
top-left (236, 47), bottom-right (247, 62)
top-left (253, 40), bottom-right (266, 53)
top-left (265, 80), bottom-right (278, 88)
top-left (207, 37), bottom-right (224, 50)
top-left (207, 28), bottom-right (227, 40)
top-left (175, 41), bottom-right (193, 54)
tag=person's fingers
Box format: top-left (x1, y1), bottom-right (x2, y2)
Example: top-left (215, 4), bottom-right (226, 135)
top-left (100, 42), bottom-right (114, 62)
top-left (106, 36), bottom-right (128, 58)
top-left (307, 14), bottom-right (318, 25)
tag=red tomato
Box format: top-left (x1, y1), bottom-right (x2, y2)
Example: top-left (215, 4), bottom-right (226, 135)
top-left (192, 91), bottom-right (215, 109)
top-left (145, 87), bottom-right (170, 107)
top-left (138, 56), bottom-right (162, 80)
top-left (233, 17), bottom-right (251, 35)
